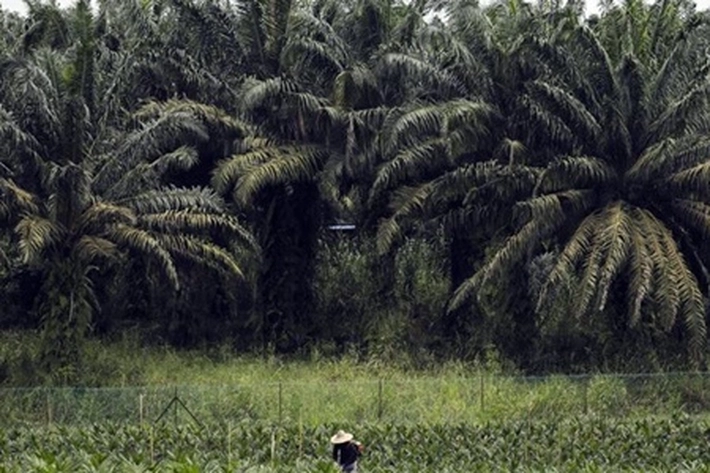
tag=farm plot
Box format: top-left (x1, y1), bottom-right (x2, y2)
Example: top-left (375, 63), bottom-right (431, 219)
top-left (1, 416), bottom-right (709, 472)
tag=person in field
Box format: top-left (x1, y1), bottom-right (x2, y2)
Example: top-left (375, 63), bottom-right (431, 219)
top-left (330, 429), bottom-right (363, 472)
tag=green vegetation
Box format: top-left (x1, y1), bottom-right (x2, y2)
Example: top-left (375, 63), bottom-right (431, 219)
top-left (2, 417), bottom-right (710, 471)
top-left (2, 0), bottom-right (710, 379)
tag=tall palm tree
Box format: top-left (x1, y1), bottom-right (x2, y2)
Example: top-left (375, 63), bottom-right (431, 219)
top-left (211, 0), bottom-right (452, 350)
top-left (451, 5), bottom-right (710, 365)
top-left (0, 1), bottom-right (256, 377)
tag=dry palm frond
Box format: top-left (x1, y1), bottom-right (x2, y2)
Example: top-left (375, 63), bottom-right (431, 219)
top-left (15, 215), bottom-right (60, 264)
top-left (72, 235), bottom-right (119, 262)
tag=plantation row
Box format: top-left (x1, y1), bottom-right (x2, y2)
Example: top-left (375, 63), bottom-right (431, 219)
top-left (1, 417), bottom-right (709, 472)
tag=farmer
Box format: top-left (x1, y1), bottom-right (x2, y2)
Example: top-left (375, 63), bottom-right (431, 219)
top-left (330, 429), bottom-right (363, 472)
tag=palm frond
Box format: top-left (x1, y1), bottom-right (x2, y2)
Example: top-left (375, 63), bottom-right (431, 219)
top-left (536, 156), bottom-right (616, 193)
top-left (212, 147), bottom-right (278, 195)
top-left (231, 145), bottom-right (329, 206)
top-left (655, 212), bottom-right (706, 361)
top-left (594, 202), bottom-right (634, 313)
top-left (78, 202), bottom-right (137, 234)
top-left (573, 25), bottom-right (619, 101)
top-left (526, 80), bottom-right (602, 145)
top-left (0, 178), bottom-right (39, 214)
top-left (450, 210), bottom-right (566, 312)
top-left (378, 53), bottom-right (464, 97)
top-left (15, 215), bottom-right (60, 264)
top-left (155, 233), bottom-right (245, 281)
top-left (648, 80), bottom-right (710, 140)
top-left (626, 207), bottom-right (654, 326)
top-left (73, 235), bottom-right (120, 262)
top-left (638, 209), bottom-right (679, 332)
top-left (517, 94), bottom-right (575, 147)
top-left (120, 187), bottom-right (226, 214)
top-left (515, 189), bottom-right (596, 224)
top-left (105, 146), bottom-right (200, 200)
top-left (139, 210), bottom-right (259, 252)
top-left (668, 199), bottom-right (710, 243)
top-left (376, 183), bottom-right (433, 254)
top-left (536, 210), bottom-right (602, 313)
top-left (282, 36), bottom-right (345, 76)
top-left (93, 114), bottom-right (209, 192)
top-left (372, 138), bottom-right (449, 196)
top-left (134, 99), bottom-right (250, 138)
top-left (667, 161), bottom-right (710, 198)
top-left (105, 223), bottom-right (179, 290)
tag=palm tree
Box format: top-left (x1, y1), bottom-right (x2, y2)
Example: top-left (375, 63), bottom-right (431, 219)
top-left (210, 0), bottom-right (453, 350)
top-left (365, 0), bottom-right (581, 361)
top-left (451, 4), bottom-right (710, 365)
top-left (0, 1), bottom-right (256, 378)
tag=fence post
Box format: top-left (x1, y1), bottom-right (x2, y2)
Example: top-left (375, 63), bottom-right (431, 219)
top-left (46, 389), bottom-right (52, 425)
top-left (583, 376), bottom-right (589, 415)
top-left (139, 393), bottom-right (144, 424)
top-left (278, 382), bottom-right (282, 424)
top-left (480, 373), bottom-right (485, 413)
top-left (227, 421), bottom-right (232, 463)
top-left (377, 379), bottom-right (384, 421)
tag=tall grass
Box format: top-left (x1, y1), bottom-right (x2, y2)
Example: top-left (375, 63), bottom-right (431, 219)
top-left (0, 333), bottom-right (709, 426)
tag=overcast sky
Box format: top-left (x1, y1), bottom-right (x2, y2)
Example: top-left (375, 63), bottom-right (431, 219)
top-left (2, 0), bottom-right (710, 19)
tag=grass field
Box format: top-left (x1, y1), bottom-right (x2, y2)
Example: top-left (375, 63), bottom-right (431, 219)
top-left (2, 336), bottom-right (710, 471)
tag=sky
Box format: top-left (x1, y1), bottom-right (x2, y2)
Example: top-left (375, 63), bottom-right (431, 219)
top-left (2, 0), bottom-right (710, 18)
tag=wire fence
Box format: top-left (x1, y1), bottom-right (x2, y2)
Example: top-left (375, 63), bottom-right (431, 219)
top-left (1, 371), bottom-right (710, 426)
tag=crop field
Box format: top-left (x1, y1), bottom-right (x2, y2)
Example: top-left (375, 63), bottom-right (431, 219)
top-left (2, 417), bottom-right (710, 472)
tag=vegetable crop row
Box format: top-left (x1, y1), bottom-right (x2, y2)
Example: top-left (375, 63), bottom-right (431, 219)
top-left (2, 416), bottom-right (710, 471)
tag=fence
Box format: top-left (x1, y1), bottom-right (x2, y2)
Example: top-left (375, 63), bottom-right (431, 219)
top-left (1, 372), bottom-right (709, 426)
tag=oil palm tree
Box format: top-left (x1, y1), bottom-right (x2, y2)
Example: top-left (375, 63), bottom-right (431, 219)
top-left (0, 1), bottom-right (256, 378)
top-left (451, 6), bottom-right (710, 365)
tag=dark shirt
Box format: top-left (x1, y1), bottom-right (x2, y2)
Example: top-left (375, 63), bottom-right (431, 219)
top-left (332, 441), bottom-right (359, 466)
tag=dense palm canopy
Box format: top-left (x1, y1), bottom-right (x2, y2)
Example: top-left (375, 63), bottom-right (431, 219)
top-left (0, 1), bottom-right (256, 376)
top-left (2, 0), bottom-right (710, 376)
top-left (448, 4), bottom-right (710, 364)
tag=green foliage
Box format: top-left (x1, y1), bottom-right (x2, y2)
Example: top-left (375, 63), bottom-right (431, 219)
top-left (312, 235), bottom-right (449, 360)
top-left (3, 417), bottom-right (710, 471)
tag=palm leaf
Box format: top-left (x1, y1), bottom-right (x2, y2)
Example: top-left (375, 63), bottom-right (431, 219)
top-left (231, 146), bottom-right (329, 206)
top-left (139, 210), bottom-right (259, 251)
top-left (78, 202), bottom-right (137, 234)
top-left (72, 235), bottom-right (120, 262)
top-left (626, 207), bottom-right (654, 326)
top-left (120, 187), bottom-right (226, 214)
top-left (536, 156), bottom-right (616, 193)
top-left (594, 202), bottom-right (634, 313)
top-left (526, 80), bottom-right (602, 144)
top-left (450, 210), bottom-right (566, 312)
top-left (106, 223), bottom-right (179, 290)
top-left (536, 211), bottom-right (602, 313)
top-left (155, 233), bottom-right (245, 281)
top-left (0, 178), bottom-right (39, 214)
top-left (15, 215), bottom-right (60, 264)
top-left (376, 183), bottom-right (433, 254)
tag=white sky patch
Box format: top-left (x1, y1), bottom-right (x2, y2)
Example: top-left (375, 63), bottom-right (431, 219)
top-left (2, 0), bottom-right (710, 19)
